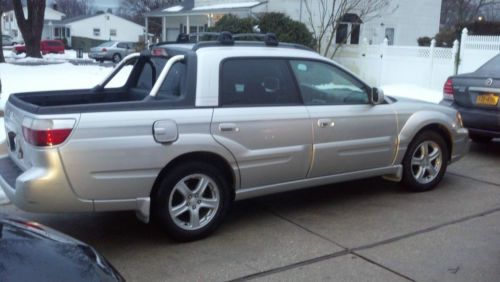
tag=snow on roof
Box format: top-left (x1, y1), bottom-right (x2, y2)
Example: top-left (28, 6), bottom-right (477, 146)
top-left (192, 1), bottom-right (262, 11)
top-left (163, 5), bottom-right (184, 12)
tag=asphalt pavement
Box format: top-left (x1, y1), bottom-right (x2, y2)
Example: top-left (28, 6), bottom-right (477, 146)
top-left (1, 140), bottom-right (500, 281)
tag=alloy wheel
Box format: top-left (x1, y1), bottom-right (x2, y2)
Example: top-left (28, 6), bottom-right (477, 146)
top-left (168, 174), bottom-right (220, 231)
top-left (410, 140), bottom-right (443, 184)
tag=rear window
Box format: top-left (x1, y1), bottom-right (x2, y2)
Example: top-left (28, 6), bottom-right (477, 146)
top-left (97, 41), bottom-right (115, 48)
top-left (476, 54), bottom-right (500, 75)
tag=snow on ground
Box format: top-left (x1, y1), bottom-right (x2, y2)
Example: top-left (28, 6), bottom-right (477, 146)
top-left (3, 49), bottom-right (90, 63)
top-left (381, 84), bottom-right (443, 104)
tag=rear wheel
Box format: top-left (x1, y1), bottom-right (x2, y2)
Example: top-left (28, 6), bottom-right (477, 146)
top-left (402, 131), bottom-right (448, 192)
top-left (153, 162), bottom-right (230, 241)
top-left (112, 53), bottom-right (122, 63)
top-left (470, 134), bottom-right (493, 143)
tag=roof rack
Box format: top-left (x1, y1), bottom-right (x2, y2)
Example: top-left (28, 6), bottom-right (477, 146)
top-left (176, 31), bottom-right (280, 46)
top-left (153, 31), bottom-right (313, 52)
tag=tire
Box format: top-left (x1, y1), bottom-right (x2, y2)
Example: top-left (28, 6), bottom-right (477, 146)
top-left (112, 53), bottom-right (122, 63)
top-left (153, 161), bottom-right (231, 241)
top-left (470, 134), bottom-right (492, 143)
top-left (402, 131), bottom-right (448, 192)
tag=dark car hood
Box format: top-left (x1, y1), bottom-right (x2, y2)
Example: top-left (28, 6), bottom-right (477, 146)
top-left (0, 217), bottom-right (124, 282)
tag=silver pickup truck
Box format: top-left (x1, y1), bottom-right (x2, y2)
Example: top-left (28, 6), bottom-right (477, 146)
top-left (0, 33), bottom-right (470, 241)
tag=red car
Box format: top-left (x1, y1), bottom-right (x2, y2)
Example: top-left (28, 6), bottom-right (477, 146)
top-left (14, 40), bottom-right (65, 55)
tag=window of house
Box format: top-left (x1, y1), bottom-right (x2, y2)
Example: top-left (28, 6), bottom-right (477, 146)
top-left (290, 60), bottom-right (369, 105)
top-left (220, 59), bottom-right (301, 107)
top-left (93, 28), bottom-right (101, 36)
top-left (385, 28), bottom-right (395, 45)
top-left (66, 28), bottom-right (71, 37)
top-left (335, 24), bottom-right (348, 44)
top-left (110, 29), bottom-right (117, 36)
top-left (54, 27), bottom-right (60, 37)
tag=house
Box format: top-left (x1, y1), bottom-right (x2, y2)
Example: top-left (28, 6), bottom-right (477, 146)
top-left (63, 13), bottom-right (146, 46)
top-left (2, 7), bottom-right (145, 50)
top-left (1, 6), bottom-right (67, 44)
top-left (144, 0), bottom-right (442, 46)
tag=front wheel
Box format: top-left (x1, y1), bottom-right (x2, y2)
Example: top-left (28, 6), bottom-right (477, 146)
top-left (402, 131), bottom-right (448, 192)
top-left (153, 162), bottom-right (231, 241)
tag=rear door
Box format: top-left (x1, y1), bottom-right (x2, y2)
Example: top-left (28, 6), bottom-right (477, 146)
top-left (289, 60), bottom-right (398, 177)
top-left (211, 58), bottom-right (313, 189)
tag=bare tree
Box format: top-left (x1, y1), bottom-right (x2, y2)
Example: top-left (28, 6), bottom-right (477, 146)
top-left (441, 0), bottom-right (500, 28)
top-left (54, 0), bottom-right (95, 18)
top-left (13, 0), bottom-right (46, 58)
top-left (304, 0), bottom-right (392, 58)
top-left (0, 0), bottom-right (14, 63)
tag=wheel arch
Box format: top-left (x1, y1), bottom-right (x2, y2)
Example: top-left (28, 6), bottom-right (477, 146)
top-left (396, 111), bottom-right (454, 164)
top-left (150, 151), bottom-right (238, 202)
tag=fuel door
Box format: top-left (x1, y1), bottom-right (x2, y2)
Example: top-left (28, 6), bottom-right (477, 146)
top-left (153, 120), bottom-right (178, 143)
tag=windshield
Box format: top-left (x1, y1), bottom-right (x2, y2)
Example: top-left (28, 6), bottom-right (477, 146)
top-left (476, 54), bottom-right (500, 76)
top-left (97, 41), bottom-right (115, 48)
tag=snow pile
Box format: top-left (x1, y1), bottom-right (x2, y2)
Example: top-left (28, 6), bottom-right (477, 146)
top-left (381, 84), bottom-right (443, 104)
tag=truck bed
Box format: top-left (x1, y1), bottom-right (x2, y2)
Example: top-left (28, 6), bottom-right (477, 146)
top-left (7, 88), bottom-right (186, 115)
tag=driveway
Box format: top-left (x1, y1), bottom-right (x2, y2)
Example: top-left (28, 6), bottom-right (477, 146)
top-left (1, 141), bottom-right (500, 281)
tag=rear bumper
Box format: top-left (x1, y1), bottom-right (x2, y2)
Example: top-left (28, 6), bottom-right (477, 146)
top-left (88, 53), bottom-right (110, 60)
top-left (442, 101), bottom-right (500, 137)
top-left (0, 141), bottom-right (93, 213)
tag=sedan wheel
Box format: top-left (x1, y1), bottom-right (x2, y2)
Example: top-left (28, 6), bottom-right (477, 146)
top-left (154, 161), bottom-right (230, 241)
top-left (112, 53), bottom-right (121, 63)
top-left (402, 131), bottom-right (448, 192)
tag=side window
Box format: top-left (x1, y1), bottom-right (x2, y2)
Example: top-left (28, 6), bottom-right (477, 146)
top-left (136, 62), bottom-right (154, 90)
top-left (290, 60), bottom-right (369, 105)
top-left (157, 62), bottom-right (187, 100)
top-left (117, 43), bottom-right (126, 49)
top-left (221, 59), bottom-right (301, 106)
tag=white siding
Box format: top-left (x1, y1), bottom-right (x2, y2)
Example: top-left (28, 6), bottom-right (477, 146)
top-left (2, 7), bottom-right (65, 43)
top-left (66, 13), bottom-right (145, 43)
top-left (261, 0), bottom-right (442, 46)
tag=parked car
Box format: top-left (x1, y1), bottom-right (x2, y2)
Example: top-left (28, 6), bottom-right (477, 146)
top-left (14, 40), bottom-right (65, 55)
top-left (2, 34), bottom-right (13, 46)
top-left (0, 214), bottom-right (124, 281)
top-left (89, 41), bottom-right (136, 63)
top-left (0, 33), bottom-right (470, 241)
top-left (441, 54), bottom-right (500, 143)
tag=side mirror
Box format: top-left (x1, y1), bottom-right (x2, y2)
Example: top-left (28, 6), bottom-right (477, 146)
top-left (370, 87), bottom-right (385, 105)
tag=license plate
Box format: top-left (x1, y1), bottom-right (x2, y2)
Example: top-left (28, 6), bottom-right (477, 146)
top-left (476, 94), bottom-right (499, 106)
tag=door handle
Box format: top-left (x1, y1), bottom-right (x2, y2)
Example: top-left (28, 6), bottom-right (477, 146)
top-left (219, 123), bottom-right (239, 133)
top-left (318, 119), bottom-right (334, 128)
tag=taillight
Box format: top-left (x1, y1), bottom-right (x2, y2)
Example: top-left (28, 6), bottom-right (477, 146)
top-left (443, 78), bottom-right (454, 100)
top-left (22, 118), bottom-right (75, 147)
top-left (101, 48), bottom-right (107, 52)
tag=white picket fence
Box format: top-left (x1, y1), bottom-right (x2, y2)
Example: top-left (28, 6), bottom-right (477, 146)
top-left (333, 29), bottom-right (500, 91)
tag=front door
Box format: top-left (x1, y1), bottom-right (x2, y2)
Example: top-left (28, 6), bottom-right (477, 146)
top-left (289, 60), bottom-right (398, 178)
top-left (211, 58), bottom-right (313, 189)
